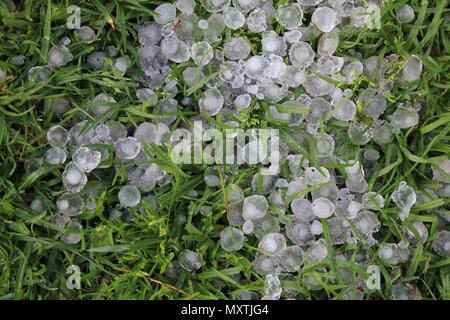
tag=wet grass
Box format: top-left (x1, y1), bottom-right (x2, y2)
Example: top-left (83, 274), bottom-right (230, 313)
top-left (0, 0), bottom-right (449, 300)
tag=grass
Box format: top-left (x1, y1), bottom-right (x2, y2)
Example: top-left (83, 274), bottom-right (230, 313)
top-left (0, 0), bottom-right (449, 300)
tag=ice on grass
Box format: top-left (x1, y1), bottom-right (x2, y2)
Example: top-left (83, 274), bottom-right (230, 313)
top-left (234, 94), bottom-right (252, 110)
top-left (237, 290), bottom-right (260, 300)
top-left (262, 31), bottom-right (287, 57)
top-left (275, 4), bottom-right (303, 30)
top-left (176, 0), bottom-right (196, 15)
top-left (62, 162), bottom-right (88, 193)
top-left (378, 242), bottom-right (410, 265)
top-left (258, 233), bottom-right (286, 255)
top-left (118, 185), bottom-right (141, 207)
top-left (432, 230), bottom-right (450, 258)
top-left (431, 159), bottom-right (450, 183)
top-left (154, 3), bottom-right (176, 25)
top-left (311, 220), bottom-right (323, 235)
top-left (220, 227), bottom-right (245, 251)
top-left (333, 98), bottom-right (356, 122)
top-left (247, 8), bottom-right (267, 33)
top-left (47, 125), bottom-right (69, 148)
top-left (243, 195), bottom-right (268, 220)
top-left (115, 137), bottom-right (141, 160)
top-left (61, 220), bottom-right (82, 245)
top-left (224, 7), bottom-right (245, 30)
top-left (362, 192), bottom-right (384, 211)
top-left (264, 274), bottom-right (282, 300)
top-left (245, 56), bottom-right (269, 79)
top-left (352, 210), bottom-right (380, 245)
top-left (306, 238), bottom-right (329, 262)
top-left (48, 46), bottom-right (73, 67)
top-left (291, 198), bottom-right (315, 223)
top-left (191, 41), bottom-right (213, 66)
top-left (74, 26), bottom-right (95, 42)
top-left (227, 184), bottom-right (244, 204)
top-left (57, 194), bottom-right (84, 216)
top-left (392, 181), bottom-right (416, 221)
top-left (396, 5), bottom-right (415, 24)
top-left (348, 122), bottom-right (373, 145)
top-left (286, 222), bottom-right (314, 246)
top-left (46, 147), bottom-right (67, 165)
top-left (30, 198), bottom-right (46, 213)
top-left (243, 220), bottom-right (254, 234)
top-left (312, 197), bottom-right (335, 219)
top-left (199, 88), bottom-right (224, 116)
top-left (389, 106), bottom-right (419, 130)
top-left (178, 250), bottom-right (202, 271)
top-left (201, 0), bottom-right (230, 13)
top-left (252, 215), bottom-right (281, 239)
top-left (312, 7), bottom-right (339, 33)
top-left (72, 147), bottom-right (101, 172)
top-left (161, 38), bottom-right (191, 63)
top-left (277, 246), bottom-right (304, 273)
top-left (403, 55), bottom-right (422, 82)
top-left (289, 41), bottom-right (315, 68)
top-left (405, 221), bottom-right (429, 245)
top-left (392, 284), bottom-right (421, 300)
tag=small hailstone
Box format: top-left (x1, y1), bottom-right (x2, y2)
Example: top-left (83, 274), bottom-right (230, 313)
top-left (315, 133), bottom-right (335, 158)
top-left (396, 5), bottom-right (415, 24)
top-left (114, 56), bottom-right (130, 75)
top-left (264, 274), bottom-right (282, 300)
top-left (403, 55), bottom-right (422, 82)
top-left (373, 120), bottom-right (394, 145)
top-left (342, 61), bottom-right (364, 83)
top-left (286, 222), bottom-right (314, 246)
top-left (62, 162), bottom-right (88, 193)
top-left (198, 19), bottom-right (209, 29)
top-left (317, 55), bottom-right (344, 74)
top-left (0, 68), bottom-right (6, 81)
top-left (312, 7), bottom-right (339, 33)
top-left (284, 30), bottom-right (302, 44)
top-left (178, 250), bottom-right (202, 272)
top-left (234, 94), bottom-right (252, 110)
top-left (136, 88), bottom-right (158, 105)
top-left (253, 215), bottom-right (281, 239)
top-left (277, 246), bottom-right (305, 272)
top-left (311, 220), bottom-right (323, 235)
top-left (72, 147), bottom-right (101, 172)
top-left (348, 123), bottom-right (373, 145)
top-left (30, 198), bottom-right (47, 213)
top-left (161, 38), bottom-right (191, 63)
top-left (46, 147), bottom-right (67, 165)
top-left (405, 221), bottom-right (429, 245)
top-left (245, 56), bottom-right (270, 79)
top-left (24, 158), bottom-right (43, 174)
top-left (267, 55), bottom-right (287, 79)
top-left (223, 7), bottom-right (246, 30)
top-left (432, 159), bottom-right (450, 183)
top-left (28, 66), bottom-right (51, 83)
top-left (392, 284), bottom-right (421, 300)
top-left (364, 149), bottom-right (380, 162)
top-left (118, 185), bottom-right (141, 207)
top-left (12, 55), bottom-right (25, 65)
top-left (289, 41), bottom-right (315, 67)
top-left (275, 4), bottom-right (303, 30)
top-left (362, 192), bottom-right (384, 210)
top-left (87, 51), bottom-right (107, 70)
top-left (312, 197), bottom-right (335, 219)
top-left (175, 0), bottom-right (196, 15)
top-left (74, 26), bottom-right (95, 42)
top-left (48, 46), bottom-right (73, 67)
top-left (258, 233), bottom-right (287, 255)
top-left (305, 167), bottom-right (331, 185)
top-left (302, 74), bottom-right (335, 97)
top-left (233, 0), bottom-right (257, 13)
top-left (243, 195), bottom-right (268, 220)
top-left (56, 195), bottom-right (84, 216)
top-left (237, 290), bottom-right (260, 300)
top-left (360, 91), bottom-right (387, 120)
top-left (262, 31), bottom-right (287, 57)
top-left (199, 88), bottom-right (224, 116)
top-left (61, 220), bottom-right (82, 245)
top-left (115, 137), bottom-right (141, 160)
top-left (220, 227), bottom-right (245, 251)
top-left (333, 98), bottom-right (356, 122)
top-left (306, 238), bottom-right (329, 262)
top-left (392, 181), bottom-right (416, 221)
top-left (47, 125), bottom-right (69, 148)
top-left (318, 30), bottom-right (339, 56)
top-left (378, 242), bottom-right (410, 265)
top-left (242, 220), bottom-right (254, 234)
top-left (91, 93), bottom-right (116, 117)
top-left (224, 37), bottom-right (251, 60)
top-left (432, 230), bottom-right (450, 258)
top-left (353, 210), bottom-right (381, 243)
top-left (154, 3), bottom-right (176, 25)
top-left (389, 106), bottom-right (419, 130)
top-left (291, 198), bottom-right (315, 222)
top-left (227, 184), bottom-right (244, 204)
top-left (190, 41), bottom-right (214, 66)
top-left (247, 8), bottom-right (267, 33)
top-left (347, 201), bottom-right (362, 218)
top-left (201, 0), bottom-right (230, 13)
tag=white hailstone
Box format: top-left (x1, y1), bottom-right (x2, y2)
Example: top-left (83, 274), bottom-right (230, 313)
top-left (277, 246), bottom-right (305, 273)
top-left (115, 137), bottom-right (141, 160)
top-left (373, 120), bottom-right (394, 145)
top-left (348, 123), bottom-right (373, 145)
top-left (118, 185), bottom-right (141, 207)
top-left (396, 5), bottom-right (415, 24)
top-left (233, 0), bottom-right (257, 13)
top-left (258, 233), bottom-right (286, 255)
top-left (298, 0), bottom-right (323, 6)
top-left (87, 51), bottom-right (107, 70)
top-left (315, 133), bottom-right (335, 158)
top-left (234, 94), bottom-right (252, 110)
top-left (243, 195), bottom-right (268, 220)
top-left (12, 55), bottom-right (25, 65)
top-left (48, 46), bottom-right (73, 67)
top-left (317, 29), bottom-right (339, 55)
top-left (91, 93), bottom-right (116, 117)
top-left (317, 55), bottom-right (344, 74)
top-left (114, 56), bottom-right (130, 75)
top-left (28, 66), bottom-right (51, 83)
top-left (190, 41), bottom-right (214, 66)
top-left (242, 220), bottom-right (254, 234)
top-left (136, 88), bottom-right (158, 105)
top-left (175, 0), bottom-right (196, 15)
top-left (183, 67), bottom-right (204, 86)
top-left (62, 162), bottom-right (88, 193)
top-left (106, 120), bottom-right (127, 143)
top-left (389, 106), bottom-right (419, 130)
top-left (311, 220), bottom-right (323, 235)
top-left (47, 125), bottom-right (69, 148)
top-left (137, 22), bottom-right (162, 46)
top-left (135, 122), bottom-right (170, 146)
top-left (342, 61), bottom-right (364, 83)
top-left (312, 184), bottom-right (339, 203)
top-left (353, 210), bottom-right (381, 244)
top-left (312, 197), bottom-right (335, 219)
top-left (264, 274), bottom-right (282, 300)
top-left (275, 3), bottom-right (303, 30)
top-left (95, 124), bottom-right (110, 141)
top-left (227, 184), bottom-right (244, 204)
top-left (432, 159), bottom-right (450, 183)
top-left (284, 30), bottom-right (302, 43)
top-left (161, 38), bottom-right (191, 63)
top-left (291, 198), bottom-right (316, 222)
top-left (247, 8), bottom-right (267, 33)
top-left (262, 31), bottom-right (287, 57)
top-left (302, 74), bottom-right (335, 97)
top-left (201, 0), bottom-right (230, 13)
top-left (362, 192), bottom-right (384, 210)
top-left (74, 26), bottom-right (95, 42)
top-left (30, 198), bottom-right (47, 213)
top-left (306, 238), bottom-right (329, 262)
top-left (312, 7), bottom-right (339, 33)
top-left (56, 195), bottom-right (84, 216)
top-left (392, 181), bottom-right (416, 221)
top-left (245, 55), bottom-right (269, 79)
top-left (283, 65), bottom-right (306, 88)
top-left (267, 55), bottom-right (287, 79)
top-left (156, 98), bottom-right (178, 125)
top-left (223, 7), bottom-right (245, 30)
top-left (347, 201), bottom-right (362, 218)
top-left (61, 220), bottom-right (82, 245)
top-left (198, 19), bottom-right (209, 30)
top-left (403, 55), bottom-right (422, 82)
top-left (405, 221), bottom-right (429, 245)
top-left (199, 88), bottom-right (224, 116)
top-left (178, 250), bottom-right (202, 271)
top-left (223, 37), bottom-right (251, 60)
top-left (288, 41), bottom-right (315, 67)
top-left (360, 92), bottom-right (387, 120)
top-left (237, 290), bottom-right (260, 300)
top-left (220, 227), bottom-right (245, 251)
top-left (72, 147), bottom-right (101, 172)
top-left (154, 3), bottom-right (176, 25)
top-left (333, 98), bottom-right (357, 122)
top-left (305, 167), bottom-right (331, 185)
top-left (432, 230), bottom-right (450, 258)
top-left (46, 147), bottom-right (67, 165)
top-left (286, 222), bottom-right (314, 246)
top-left (364, 149), bottom-right (380, 162)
